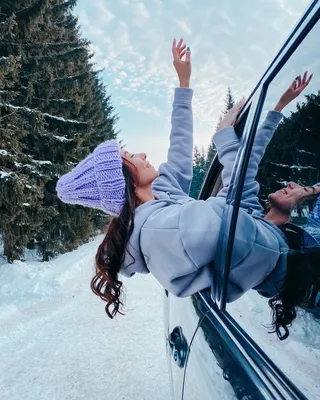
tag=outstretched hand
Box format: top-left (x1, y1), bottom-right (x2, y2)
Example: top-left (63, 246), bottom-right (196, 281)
top-left (172, 38), bottom-right (191, 88)
top-left (274, 71), bottom-right (313, 112)
top-left (216, 98), bottom-right (246, 132)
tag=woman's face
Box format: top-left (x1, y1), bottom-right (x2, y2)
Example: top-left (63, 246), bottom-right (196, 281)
top-left (268, 181), bottom-right (320, 212)
top-left (120, 149), bottom-right (159, 186)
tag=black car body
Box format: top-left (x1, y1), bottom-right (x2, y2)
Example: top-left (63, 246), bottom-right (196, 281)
top-left (165, 2), bottom-right (320, 399)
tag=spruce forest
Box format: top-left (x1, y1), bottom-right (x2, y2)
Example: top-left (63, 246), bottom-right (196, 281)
top-left (0, 0), bottom-right (235, 263)
top-left (189, 87), bottom-right (235, 199)
top-left (0, 0), bottom-right (117, 263)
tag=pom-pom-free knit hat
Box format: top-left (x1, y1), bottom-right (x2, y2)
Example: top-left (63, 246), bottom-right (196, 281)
top-left (56, 140), bottom-right (126, 217)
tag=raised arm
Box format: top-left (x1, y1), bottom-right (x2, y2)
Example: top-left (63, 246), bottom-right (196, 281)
top-left (240, 72), bottom-right (313, 212)
top-left (213, 111), bottom-right (282, 205)
top-left (213, 71), bottom-right (313, 207)
top-left (213, 100), bottom-right (244, 198)
top-left (154, 38), bottom-right (194, 196)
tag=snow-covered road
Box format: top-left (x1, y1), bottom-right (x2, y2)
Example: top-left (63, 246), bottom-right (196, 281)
top-left (0, 237), bottom-right (170, 400)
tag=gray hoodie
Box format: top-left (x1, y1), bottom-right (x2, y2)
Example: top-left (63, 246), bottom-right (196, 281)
top-left (120, 88), bottom-right (289, 302)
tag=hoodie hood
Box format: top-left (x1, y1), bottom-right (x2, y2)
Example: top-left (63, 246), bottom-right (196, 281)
top-left (120, 191), bottom-right (174, 278)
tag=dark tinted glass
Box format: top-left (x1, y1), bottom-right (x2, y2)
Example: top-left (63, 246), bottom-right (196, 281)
top-left (226, 20), bottom-right (320, 399)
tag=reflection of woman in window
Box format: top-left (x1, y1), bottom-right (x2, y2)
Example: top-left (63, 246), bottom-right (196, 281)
top-left (216, 71), bottom-right (319, 339)
top-left (56, 39), bottom-right (315, 339)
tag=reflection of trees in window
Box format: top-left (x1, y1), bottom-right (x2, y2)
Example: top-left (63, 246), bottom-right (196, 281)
top-left (190, 294), bottom-right (260, 399)
top-left (257, 90), bottom-right (320, 205)
top-left (257, 91), bottom-right (320, 311)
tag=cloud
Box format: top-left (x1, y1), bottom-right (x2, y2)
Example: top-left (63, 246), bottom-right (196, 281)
top-left (75, 0), bottom-right (311, 162)
top-left (220, 11), bottom-right (235, 27)
top-left (212, 25), bottom-right (233, 37)
top-left (115, 21), bottom-right (131, 48)
top-left (248, 44), bottom-right (269, 58)
top-left (174, 0), bottom-right (189, 5)
top-left (117, 97), bottom-right (162, 116)
top-left (273, 0), bottom-right (306, 16)
top-left (133, 2), bottom-right (151, 25)
top-left (173, 18), bottom-right (192, 35)
top-left (96, 2), bottom-right (115, 24)
top-left (119, 71), bottom-right (128, 79)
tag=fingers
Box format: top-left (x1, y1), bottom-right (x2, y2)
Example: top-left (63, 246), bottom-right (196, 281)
top-left (179, 44), bottom-right (186, 55)
top-left (173, 37), bottom-right (191, 62)
top-left (302, 71), bottom-right (307, 84)
top-left (290, 78), bottom-right (297, 90)
top-left (297, 71), bottom-right (313, 89)
top-left (176, 38), bottom-right (183, 51)
top-left (172, 38), bottom-right (176, 51)
top-left (306, 73), bottom-right (313, 85)
top-left (172, 38), bottom-right (178, 59)
top-left (232, 98), bottom-right (245, 113)
top-left (185, 48), bottom-right (191, 63)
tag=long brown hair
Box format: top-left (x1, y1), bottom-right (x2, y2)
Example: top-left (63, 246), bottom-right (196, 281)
top-left (91, 159), bottom-right (139, 318)
top-left (268, 192), bottom-right (320, 340)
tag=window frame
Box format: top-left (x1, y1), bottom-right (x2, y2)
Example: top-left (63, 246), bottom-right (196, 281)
top-left (196, 2), bottom-right (320, 399)
top-left (201, 0), bottom-right (320, 309)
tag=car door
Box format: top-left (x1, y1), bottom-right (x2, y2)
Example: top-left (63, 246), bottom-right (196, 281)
top-left (179, 2), bottom-right (320, 399)
top-left (219, 8), bottom-right (320, 399)
top-left (164, 291), bottom-right (204, 400)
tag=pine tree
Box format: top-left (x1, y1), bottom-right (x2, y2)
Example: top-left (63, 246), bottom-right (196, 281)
top-left (190, 145), bottom-right (207, 199)
top-left (257, 91), bottom-right (320, 204)
top-left (205, 88), bottom-right (235, 172)
top-left (0, 1), bottom-right (117, 262)
top-left (223, 86), bottom-right (235, 115)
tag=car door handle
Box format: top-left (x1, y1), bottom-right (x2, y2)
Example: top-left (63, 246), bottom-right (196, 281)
top-left (168, 326), bottom-right (188, 369)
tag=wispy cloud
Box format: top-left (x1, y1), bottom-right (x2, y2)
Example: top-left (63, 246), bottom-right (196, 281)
top-left (173, 18), bottom-right (192, 35)
top-left (220, 11), bottom-right (236, 28)
top-left (96, 1), bottom-right (115, 24)
top-left (133, 2), bottom-right (151, 26)
top-left (113, 78), bottom-right (122, 85)
top-left (76, 0), bottom-right (310, 162)
top-left (174, 0), bottom-right (189, 5)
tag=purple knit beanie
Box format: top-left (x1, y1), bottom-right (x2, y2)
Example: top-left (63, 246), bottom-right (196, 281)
top-left (56, 140), bottom-right (126, 217)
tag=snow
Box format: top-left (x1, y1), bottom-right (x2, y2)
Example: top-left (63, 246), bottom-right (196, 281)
top-left (276, 180), bottom-right (288, 186)
top-left (52, 134), bottom-right (73, 142)
top-left (295, 149), bottom-right (316, 156)
top-left (0, 171), bottom-right (13, 179)
top-left (32, 160), bottom-right (52, 165)
top-left (0, 150), bottom-right (9, 156)
top-left (0, 103), bottom-right (86, 126)
top-left (228, 291), bottom-right (320, 399)
top-left (0, 103), bottom-right (34, 113)
top-left (270, 161), bottom-right (317, 170)
top-left (0, 236), bottom-right (170, 400)
top-left (43, 112), bottom-right (86, 125)
top-left (1, 235), bottom-right (319, 399)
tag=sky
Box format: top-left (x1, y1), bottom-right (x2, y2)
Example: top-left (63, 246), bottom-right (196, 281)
top-left (74, 0), bottom-right (311, 168)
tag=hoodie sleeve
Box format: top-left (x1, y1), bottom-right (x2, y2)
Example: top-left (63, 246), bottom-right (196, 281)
top-left (213, 126), bottom-right (240, 199)
top-left (153, 88), bottom-right (193, 196)
top-left (213, 111), bottom-right (283, 210)
top-left (239, 110), bottom-right (283, 212)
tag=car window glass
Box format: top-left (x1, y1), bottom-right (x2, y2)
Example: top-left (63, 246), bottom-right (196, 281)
top-left (183, 313), bottom-right (263, 400)
top-left (225, 21), bottom-right (320, 400)
top-left (209, 106), bottom-right (251, 198)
